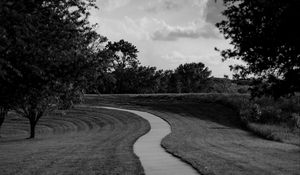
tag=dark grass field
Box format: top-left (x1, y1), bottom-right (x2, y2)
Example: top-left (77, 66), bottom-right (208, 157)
top-left (0, 106), bottom-right (149, 175)
top-left (1, 94), bottom-right (299, 175)
top-left (85, 94), bottom-right (300, 175)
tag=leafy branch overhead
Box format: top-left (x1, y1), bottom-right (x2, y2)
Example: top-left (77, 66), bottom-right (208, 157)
top-left (216, 0), bottom-right (300, 98)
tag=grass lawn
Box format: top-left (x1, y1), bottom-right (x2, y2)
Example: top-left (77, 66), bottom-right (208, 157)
top-left (0, 106), bottom-right (149, 175)
top-left (1, 94), bottom-right (299, 175)
top-left (85, 94), bottom-right (300, 175)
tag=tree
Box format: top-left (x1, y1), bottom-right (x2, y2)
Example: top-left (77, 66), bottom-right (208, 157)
top-left (106, 40), bottom-right (139, 93)
top-left (85, 42), bottom-right (116, 94)
top-left (216, 0), bottom-right (300, 98)
top-left (134, 66), bottom-right (162, 94)
top-left (0, 0), bottom-right (101, 138)
top-left (157, 70), bottom-right (173, 93)
top-left (106, 39), bottom-right (139, 70)
top-left (175, 62), bottom-right (211, 93)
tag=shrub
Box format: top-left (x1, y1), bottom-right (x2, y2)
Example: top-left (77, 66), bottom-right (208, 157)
top-left (240, 103), bottom-right (262, 123)
top-left (288, 113), bottom-right (300, 129)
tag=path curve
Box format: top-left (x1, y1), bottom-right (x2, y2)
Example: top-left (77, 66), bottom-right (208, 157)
top-left (102, 107), bottom-right (198, 175)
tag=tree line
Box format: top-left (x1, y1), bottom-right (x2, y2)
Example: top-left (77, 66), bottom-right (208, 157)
top-left (86, 40), bottom-right (215, 94)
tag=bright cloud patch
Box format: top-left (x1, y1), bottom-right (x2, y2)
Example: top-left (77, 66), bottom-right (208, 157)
top-left (162, 51), bottom-right (221, 65)
top-left (204, 0), bottom-right (225, 24)
top-left (97, 0), bottom-right (131, 11)
top-left (143, 0), bottom-right (209, 13)
top-left (143, 0), bottom-right (182, 12)
top-left (162, 51), bottom-right (188, 63)
top-left (151, 20), bottom-right (220, 41)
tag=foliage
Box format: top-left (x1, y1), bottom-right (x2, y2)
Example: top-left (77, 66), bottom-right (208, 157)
top-left (106, 39), bottom-right (139, 70)
top-left (216, 0), bottom-right (300, 98)
top-left (0, 0), bottom-right (101, 138)
top-left (174, 62), bottom-right (211, 93)
top-left (107, 40), bottom-right (140, 93)
top-left (202, 77), bottom-right (239, 93)
top-left (87, 60), bottom-right (213, 94)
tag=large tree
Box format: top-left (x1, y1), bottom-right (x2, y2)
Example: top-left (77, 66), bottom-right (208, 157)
top-left (0, 0), bottom-right (101, 138)
top-left (85, 46), bottom-right (115, 94)
top-left (106, 40), bottom-right (139, 93)
top-left (132, 66), bottom-right (162, 94)
top-left (175, 62), bottom-right (211, 93)
top-left (216, 0), bottom-right (300, 98)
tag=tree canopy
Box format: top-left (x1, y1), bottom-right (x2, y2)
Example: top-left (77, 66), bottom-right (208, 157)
top-left (175, 62), bottom-right (211, 93)
top-left (216, 0), bottom-right (300, 98)
top-left (0, 0), bottom-right (102, 138)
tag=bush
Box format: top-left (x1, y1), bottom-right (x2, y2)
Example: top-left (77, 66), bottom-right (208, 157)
top-left (288, 113), bottom-right (300, 129)
top-left (240, 103), bottom-right (262, 123)
top-left (196, 94), bottom-right (300, 144)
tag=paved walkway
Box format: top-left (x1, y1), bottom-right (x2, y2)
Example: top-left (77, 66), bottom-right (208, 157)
top-left (102, 107), bottom-right (198, 175)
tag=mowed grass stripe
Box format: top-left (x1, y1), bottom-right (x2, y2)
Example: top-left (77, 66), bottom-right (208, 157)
top-left (0, 107), bottom-right (150, 175)
top-left (145, 103), bottom-right (300, 175)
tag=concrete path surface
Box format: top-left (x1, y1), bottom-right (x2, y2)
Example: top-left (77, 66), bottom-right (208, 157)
top-left (102, 107), bottom-right (198, 175)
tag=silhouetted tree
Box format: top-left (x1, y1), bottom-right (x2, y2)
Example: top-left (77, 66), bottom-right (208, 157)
top-left (85, 43), bottom-right (116, 94)
top-left (106, 39), bottom-right (139, 70)
top-left (216, 0), bottom-right (300, 98)
top-left (157, 70), bottom-right (173, 93)
top-left (135, 66), bottom-right (161, 93)
top-left (106, 40), bottom-right (139, 93)
top-left (175, 62), bottom-right (211, 93)
top-left (0, 0), bottom-right (100, 138)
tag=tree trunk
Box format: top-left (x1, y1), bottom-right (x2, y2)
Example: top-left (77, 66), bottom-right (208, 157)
top-left (29, 119), bottom-right (36, 139)
top-left (27, 111), bottom-right (43, 139)
top-left (0, 108), bottom-right (8, 137)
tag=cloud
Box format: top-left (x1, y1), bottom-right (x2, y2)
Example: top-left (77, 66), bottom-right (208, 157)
top-left (204, 0), bottom-right (225, 24)
top-left (151, 20), bottom-right (221, 41)
top-left (143, 0), bottom-right (182, 12)
top-left (142, 0), bottom-right (209, 13)
top-left (162, 51), bottom-right (221, 65)
top-left (121, 17), bottom-right (153, 40)
top-left (142, 0), bottom-right (225, 25)
top-left (162, 51), bottom-right (189, 63)
top-left (96, 0), bottom-right (131, 11)
top-left (97, 16), bottom-right (221, 42)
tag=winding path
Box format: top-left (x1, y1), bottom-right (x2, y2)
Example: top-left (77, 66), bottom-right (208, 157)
top-left (102, 107), bottom-right (198, 175)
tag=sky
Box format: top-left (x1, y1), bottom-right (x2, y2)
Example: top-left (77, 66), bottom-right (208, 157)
top-left (89, 0), bottom-right (237, 77)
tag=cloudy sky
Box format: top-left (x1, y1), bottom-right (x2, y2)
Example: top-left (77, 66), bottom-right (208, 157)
top-left (89, 0), bottom-right (237, 77)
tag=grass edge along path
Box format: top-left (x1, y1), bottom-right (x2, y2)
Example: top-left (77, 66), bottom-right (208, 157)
top-left (147, 106), bottom-right (300, 175)
top-left (0, 106), bottom-right (150, 175)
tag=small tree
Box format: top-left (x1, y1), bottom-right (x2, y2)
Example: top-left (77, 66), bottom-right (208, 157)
top-left (1, 0), bottom-right (101, 138)
top-left (216, 0), bottom-right (300, 98)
